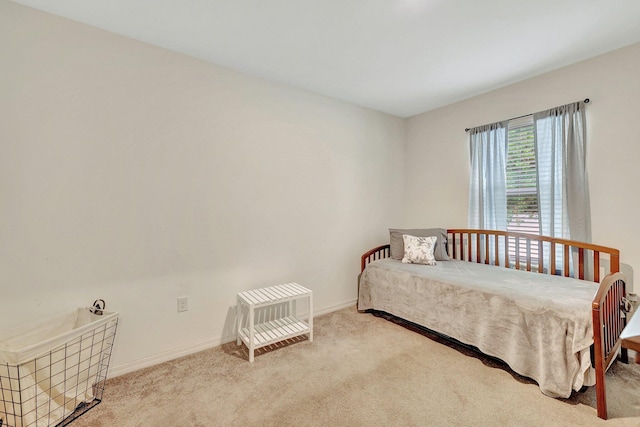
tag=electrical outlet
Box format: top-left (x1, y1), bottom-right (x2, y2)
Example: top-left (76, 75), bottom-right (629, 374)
top-left (177, 296), bottom-right (189, 312)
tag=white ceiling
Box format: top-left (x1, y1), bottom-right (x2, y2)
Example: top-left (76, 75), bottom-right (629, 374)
top-left (12, 0), bottom-right (640, 117)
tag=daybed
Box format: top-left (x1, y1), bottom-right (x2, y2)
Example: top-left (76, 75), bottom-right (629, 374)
top-left (358, 228), bottom-right (628, 420)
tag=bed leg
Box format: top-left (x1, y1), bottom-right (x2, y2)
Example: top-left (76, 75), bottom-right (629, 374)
top-left (595, 365), bottom-right (608, 420)
top-left (593, 331), bottom-right (608, 420)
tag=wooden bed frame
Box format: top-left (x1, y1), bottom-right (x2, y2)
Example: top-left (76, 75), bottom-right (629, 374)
top-left (360, 229), bottom-right (628, 420)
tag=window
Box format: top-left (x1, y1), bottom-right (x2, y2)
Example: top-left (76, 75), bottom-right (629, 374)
top-left (468, 100), bottom-right (590, 275)
top-left (506, 116), bottom-right (540, 235)
top-left (506, 116), bottom-right (540, 263)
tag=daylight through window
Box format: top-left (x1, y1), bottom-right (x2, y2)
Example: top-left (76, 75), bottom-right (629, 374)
top-left (506, 116), bottom-right (539, 236)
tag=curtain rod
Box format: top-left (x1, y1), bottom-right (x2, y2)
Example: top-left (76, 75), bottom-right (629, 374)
top-left (464, 98), bottom-right (590, 132)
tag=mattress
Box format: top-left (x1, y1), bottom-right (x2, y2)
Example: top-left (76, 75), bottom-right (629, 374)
top-left (358, 258), bottom-right (598, 398)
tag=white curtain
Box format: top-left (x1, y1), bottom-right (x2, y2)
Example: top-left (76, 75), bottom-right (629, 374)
top-left (468, 121), bottom-right (508, 230)
top-left (534, 101), bottom-right (590, 241)
top-left (534, 101), bottom-right (590, 276)
top-left (468, 122), bottom-right (508, 263)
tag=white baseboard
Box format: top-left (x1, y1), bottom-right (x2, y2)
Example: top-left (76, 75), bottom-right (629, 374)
top-left (107, 298), bottom-right (357, 378)
top-left (315, 298), bottom-right (356, 316)
top-left (107, 334), bottom-right (234, 378)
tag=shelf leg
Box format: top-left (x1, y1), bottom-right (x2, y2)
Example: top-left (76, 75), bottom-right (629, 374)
top-left (236, 299), bottom-right (241, 346)
top-left (308, 293), bottom-right (313, 342)
top-left (249, 305), bottom-right (255, 362)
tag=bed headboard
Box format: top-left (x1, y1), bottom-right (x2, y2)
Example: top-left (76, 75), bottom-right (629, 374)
top-left (446, 229), bottom-right (619, 283)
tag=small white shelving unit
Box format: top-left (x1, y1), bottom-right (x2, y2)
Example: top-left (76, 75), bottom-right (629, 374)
top-left (236, 282), bottom-right (313, 362)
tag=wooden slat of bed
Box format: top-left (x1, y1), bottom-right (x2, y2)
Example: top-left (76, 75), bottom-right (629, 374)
top-left (445, 228), bottom-right (619, 283)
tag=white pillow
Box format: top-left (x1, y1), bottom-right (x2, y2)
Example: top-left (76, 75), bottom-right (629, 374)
top-left (401, 234), bottom-right (437, 265)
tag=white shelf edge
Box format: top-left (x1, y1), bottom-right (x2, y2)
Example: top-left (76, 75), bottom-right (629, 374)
top-left (239, 315), bottom-right (310, 349)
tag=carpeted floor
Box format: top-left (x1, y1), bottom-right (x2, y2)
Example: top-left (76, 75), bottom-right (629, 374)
top-left (73, 306), bottom-right (640, 426)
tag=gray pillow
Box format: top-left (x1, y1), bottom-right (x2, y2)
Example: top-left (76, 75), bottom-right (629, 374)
top-left (389, 228), bottom-right (450, 261)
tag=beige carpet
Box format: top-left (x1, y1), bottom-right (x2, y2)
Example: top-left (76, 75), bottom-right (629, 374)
top-left (73, 306), bottom-right (640, 426)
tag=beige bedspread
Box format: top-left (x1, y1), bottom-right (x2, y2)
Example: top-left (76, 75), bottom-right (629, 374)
top-left (358, 258), bottom-right (598, 398)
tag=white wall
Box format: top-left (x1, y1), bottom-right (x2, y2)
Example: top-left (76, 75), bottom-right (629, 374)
top-left (404, 42), bottom-right (640, 291)
top-left (0, 1), bottom-right (405, 374)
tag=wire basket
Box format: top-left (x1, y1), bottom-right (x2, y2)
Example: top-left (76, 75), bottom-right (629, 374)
top-left (0, 307), bottom-right (118, 427)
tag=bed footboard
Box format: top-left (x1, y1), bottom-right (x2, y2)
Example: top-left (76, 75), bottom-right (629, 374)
top-left (592, 272), bottom-right (628, 420)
